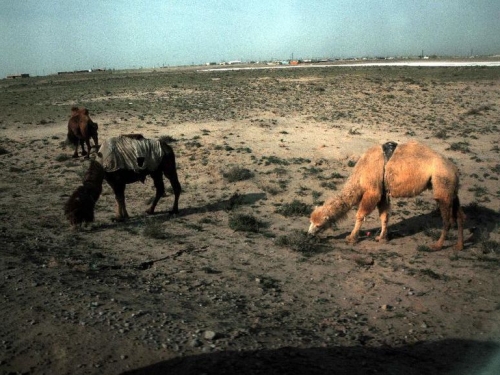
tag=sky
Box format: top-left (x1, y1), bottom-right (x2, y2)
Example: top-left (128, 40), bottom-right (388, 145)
top-left (1, 0), bottom-right (499, 77)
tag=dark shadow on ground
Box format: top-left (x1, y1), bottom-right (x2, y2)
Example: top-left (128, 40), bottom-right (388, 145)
top-left (122, 339), bottom-right (500, 375)
top-left (89, 192), bottom-right (267, 231)
top-left (331, 203), bottom-right (500, 248)
top-left (181, 192), bottom-right (267, 215)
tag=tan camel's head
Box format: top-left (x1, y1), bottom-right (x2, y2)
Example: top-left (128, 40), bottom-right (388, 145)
top-left (308, 206), bottom-right (331, 235)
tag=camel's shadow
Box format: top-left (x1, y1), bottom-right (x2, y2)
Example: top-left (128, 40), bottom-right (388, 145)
top-left (330, 203), bottom-right (499, 247)
top-left (181, 192), bottom-right (267, 216)
top-left (91, 192), bottom-right (267, 231)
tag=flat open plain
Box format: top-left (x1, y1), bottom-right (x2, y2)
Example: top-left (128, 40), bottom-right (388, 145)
top-left (1, 63), bottom-right (500, 374)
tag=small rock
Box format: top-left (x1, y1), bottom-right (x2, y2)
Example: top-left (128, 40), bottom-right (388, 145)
top-left (190, 338), bottom-right (202, 347)
top-left (204, 330), bottom-right (218, 340)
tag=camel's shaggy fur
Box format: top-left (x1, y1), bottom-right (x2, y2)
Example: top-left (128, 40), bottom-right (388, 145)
top-left (64, 134), bottom-right (181, 226)
top-left (308, 141), bottom-right (465, 251)
top-left (67, 107), bottom-right (99, 158)
top-left (64, 160), bottom-right (104, 227)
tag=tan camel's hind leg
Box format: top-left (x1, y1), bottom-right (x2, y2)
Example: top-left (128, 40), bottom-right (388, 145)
top-left (430, 199), bottom-right (452, 251)
top-left (346, 193), bottom-right (379, 244)
top-left (376, 195), bottom-right (390, 242)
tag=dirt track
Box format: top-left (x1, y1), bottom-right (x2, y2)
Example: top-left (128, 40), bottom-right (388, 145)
top-left (1, 63), bottom-right (500, 374)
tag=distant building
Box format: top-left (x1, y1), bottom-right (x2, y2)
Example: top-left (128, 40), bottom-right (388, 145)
top-left (6, 73), bottom-right (29, 79)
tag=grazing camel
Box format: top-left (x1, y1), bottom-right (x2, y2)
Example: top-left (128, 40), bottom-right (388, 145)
top-left (64, 160), bottom-right (104, 226)
top-left (65, 134), bottom-right (181, 226)
top-left (308, 141), bottom-right (465, 251)
top-left (67, 107), bottom-right (99, 158)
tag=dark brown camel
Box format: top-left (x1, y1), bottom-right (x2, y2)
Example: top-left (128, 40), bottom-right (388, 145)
top-left (67, 107), bottom-right (99, 158)
top-left (64, 134), bottom-right (181, 226)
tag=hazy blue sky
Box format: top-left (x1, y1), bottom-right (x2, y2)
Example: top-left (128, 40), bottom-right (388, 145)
top-left (1, 0), bottom-right (499, 77)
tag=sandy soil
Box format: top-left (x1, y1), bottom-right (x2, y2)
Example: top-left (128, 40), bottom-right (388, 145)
top-left (1, 63), bottom-right (500, 374)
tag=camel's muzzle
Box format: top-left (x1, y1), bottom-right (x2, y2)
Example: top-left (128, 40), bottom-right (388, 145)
top-left (307, 223), bottom-right (321, 235)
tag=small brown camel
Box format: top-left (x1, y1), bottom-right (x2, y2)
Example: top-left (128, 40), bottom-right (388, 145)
top-left (67, 107), bottom-right (99, 158)
top-left (308, 141), bottom-right (465, 251)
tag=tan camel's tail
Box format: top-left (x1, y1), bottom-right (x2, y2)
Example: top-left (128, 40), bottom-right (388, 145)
top-left (64, 160), bottom-right (105, 226)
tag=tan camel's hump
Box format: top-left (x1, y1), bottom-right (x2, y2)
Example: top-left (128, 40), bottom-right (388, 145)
top-left (384, 141), bottom-right (458, 198)
top-left (352, 144), bottom-right (385, 192)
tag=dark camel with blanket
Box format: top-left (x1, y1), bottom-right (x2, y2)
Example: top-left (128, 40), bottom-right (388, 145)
top-left (65, 134), bottom-right (181, 226)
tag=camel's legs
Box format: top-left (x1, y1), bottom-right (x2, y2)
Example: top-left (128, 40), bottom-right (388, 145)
top-left (376, 195), bottom-right (390, 242)
top-left (430, 199), bottom-right (452, 251)
top-left (346, 193), bottom-right (379, 243)
top-left (72, 143), bottom-right (79, 158)
top-left (79, 139), bottom-right (87, 156)
top-left (146, 172), bottom-right (165, 215)
top-left (164, 164), bottom-right (181, 214)
top-left (84, 139), bottom-right (92, 158)
top-left (113, 184), bottom-right (129, 219)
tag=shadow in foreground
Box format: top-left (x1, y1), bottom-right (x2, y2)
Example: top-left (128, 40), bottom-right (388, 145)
top-left (122, 339), bottom-right (500, 375)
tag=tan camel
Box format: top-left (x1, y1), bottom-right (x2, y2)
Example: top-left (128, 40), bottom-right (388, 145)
top-left (308, 141), bottom-right (465, 251)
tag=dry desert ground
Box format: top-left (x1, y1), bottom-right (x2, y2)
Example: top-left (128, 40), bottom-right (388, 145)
top-left (1, 62), bottom-right (500, 374)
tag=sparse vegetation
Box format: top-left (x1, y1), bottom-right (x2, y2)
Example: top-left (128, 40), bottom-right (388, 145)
top-left (449, 141), bottom-right (471, 153)
top-left (469, 185), bottom-right (488, 198)
top-left (142, 220), bottom-right (170, 239)
top-left (433, 129), bottom-right (449, 139)
top-left (1, 63), bottom-right (500, 375)
top-left (55, 153), bottom-right (71, 162)
top-left (465, 104), bottom-right (491, 116)
top-left (229, 214), bottom-right (266, 232)
top-left (420, 268), bottom-right (445, 280)
top-left (275, 230), bottom-right (319, 254)
top-left (222, 166), bottom-right (254, 182)
top-left (276, 199), bottom-right (311, 217)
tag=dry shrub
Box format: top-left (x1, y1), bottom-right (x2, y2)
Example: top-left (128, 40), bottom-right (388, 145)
top-left (275, 230), bottom-right (319, 254)
top-left (229, 214), bottom-right (265, 233)
top-left (276, 200), bottom-right (311, 217)
top-left (223, 166), bottom-right (254, 182)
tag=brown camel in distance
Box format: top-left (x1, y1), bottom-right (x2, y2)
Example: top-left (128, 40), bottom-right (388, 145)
top-left (67, 107), bottom-right (99, 158)
top-left (308, 141), bottom-right (465, 251)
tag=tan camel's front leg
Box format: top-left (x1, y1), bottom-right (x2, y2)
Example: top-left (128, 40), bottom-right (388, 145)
top-left (346, 217), bottom-right (363, 244)
top-left (346, 194), bottom-right (379, 244)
